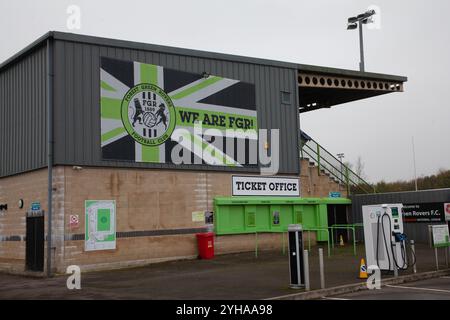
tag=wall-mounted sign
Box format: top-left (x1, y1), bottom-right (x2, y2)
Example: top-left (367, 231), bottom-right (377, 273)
top-left (26, 202), bottom-right (42, 216)
top-left (31, 202), bottom-right (41, 211)
top-left (100, 57), bottom-right (257, 167)
top-left (205, 211), bottom-right (214, 225)
top-left (432, 224), bottom-right (450, 248)
top-left (192, 211), bottom-right (205, 223)
top-left (329, 192), bottom-right (341, 198)
top-left (402, 203), bottom-right (446, 223)
top-left (69, 214), bottom-right (80, 228)
top-left (445, 203), bottom-right (450, 222)
top-left (85, 200), bottom-right (116, 251)
top-left (232, 176), bottom-right (300, 197)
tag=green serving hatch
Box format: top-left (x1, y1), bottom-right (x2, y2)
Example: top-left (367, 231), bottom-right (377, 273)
top-left (213, 197), bottom-right (351, 241)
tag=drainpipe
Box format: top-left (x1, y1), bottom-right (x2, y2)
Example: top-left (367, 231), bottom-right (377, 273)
top-left (46, 38), bottom-right (54, 277)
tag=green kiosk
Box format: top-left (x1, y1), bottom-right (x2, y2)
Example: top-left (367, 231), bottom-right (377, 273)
top-left (213, 196), bottom-right (352, 254)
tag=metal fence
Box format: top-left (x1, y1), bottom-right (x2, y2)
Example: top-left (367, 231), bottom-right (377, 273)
top-left (300, 137), bottom-right (375, 195)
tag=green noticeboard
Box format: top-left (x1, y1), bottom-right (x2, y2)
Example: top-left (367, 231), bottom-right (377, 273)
top-left (213, 197), bottom-right (351, 242)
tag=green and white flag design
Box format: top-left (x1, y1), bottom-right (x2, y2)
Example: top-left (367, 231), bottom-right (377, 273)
top-left (100, 57), bottom-right (258, 166)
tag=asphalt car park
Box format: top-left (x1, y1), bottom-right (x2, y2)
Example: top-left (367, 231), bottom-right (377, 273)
top-left (0, 244), bottom-right (447, 300)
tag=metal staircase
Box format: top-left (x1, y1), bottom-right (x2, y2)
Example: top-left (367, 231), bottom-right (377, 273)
top-left (300, 132), bottom-right (375, 195)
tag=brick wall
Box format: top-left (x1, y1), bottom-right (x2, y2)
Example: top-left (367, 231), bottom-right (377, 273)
top-left (62, 167), bottom-right (235, 271)
top-left (0, 169), bottom-right (48, 272)
top-left (300, 159), bottom-right (348, 198)
top-left (0, 163), bottom-right (342, 273)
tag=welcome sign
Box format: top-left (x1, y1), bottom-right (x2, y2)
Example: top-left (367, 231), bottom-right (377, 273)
top-left (100, 57), bottom-right (258, 167)
top-left (402, 202), bottom-right (446, 223)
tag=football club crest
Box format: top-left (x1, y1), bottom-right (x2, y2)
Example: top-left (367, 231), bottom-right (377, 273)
top-left (121, 83), bottom-right (176, 146)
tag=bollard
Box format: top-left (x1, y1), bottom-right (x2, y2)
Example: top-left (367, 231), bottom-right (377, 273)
top-left (319, 248), bottom-right (325, 289)
top-left (288, 224), bottom-right (305, 289)
top-left (393, 242), bottom-right (398, 277)
top-left (303, 249), bottom-right (310, 291)
top-left (410, 240), bottom-right (417, 274)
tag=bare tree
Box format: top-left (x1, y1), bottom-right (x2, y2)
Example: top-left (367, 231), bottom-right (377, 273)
top-left (343, 161), bottom-right (353, 171)
top-left (355, 156), bottom-right (366, 181)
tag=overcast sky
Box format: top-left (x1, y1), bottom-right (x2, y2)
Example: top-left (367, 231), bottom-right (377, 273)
top-left (1, 0), bottom-right (448, 183)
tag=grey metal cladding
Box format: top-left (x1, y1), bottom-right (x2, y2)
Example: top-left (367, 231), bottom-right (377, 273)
top-left (350, 189), bottom-right (450, 244)
top-left (0, 44), bottom-right (47, 177)
top-left (53, 39), bottom-right (300, 174)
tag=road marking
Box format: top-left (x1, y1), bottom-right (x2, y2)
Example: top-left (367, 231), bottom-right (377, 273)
top-left (321, 297), bottom-right (350, 300)
top-left (440, 276), bottom-right (450, 279)
top-left (386, 284), bottom-right (450, 294)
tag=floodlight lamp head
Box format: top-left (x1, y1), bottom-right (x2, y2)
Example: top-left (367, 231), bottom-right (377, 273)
top-left (362, 16), bottom-right (375, 24)
top-left (357, 13), bottom-right (365, 20)
top-left (365, 9), bottom-right (376, 18)
top-left (347, 23), bottom-right (358, 30)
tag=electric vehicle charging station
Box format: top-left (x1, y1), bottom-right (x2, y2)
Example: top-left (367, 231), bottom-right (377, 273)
top-left (288, 224), bottom-right (305, 289)
top-left (362, 204), bottom-right (412, 272)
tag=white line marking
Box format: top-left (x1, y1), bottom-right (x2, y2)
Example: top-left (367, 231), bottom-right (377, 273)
top-left (321, 297), bottom-right (350, 300)
top-left (265, 283), bottom-right (368, 300)
top-left (440, 276), bottom-right (450, 279)
top-left (386, 284), bottom-right (450, 294)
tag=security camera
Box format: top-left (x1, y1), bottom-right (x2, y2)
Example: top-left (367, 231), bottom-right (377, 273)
top-left (72, 166), bottom-right (83, 171)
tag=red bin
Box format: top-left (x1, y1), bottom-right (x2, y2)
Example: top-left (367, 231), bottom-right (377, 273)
top-left (196, 232), bottom-right (215, 259)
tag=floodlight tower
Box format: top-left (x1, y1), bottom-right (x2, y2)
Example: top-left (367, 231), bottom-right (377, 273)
top-left (337, 153), bottom-right (345, 182)
top-left (347, 10), bottom-right (376, 72)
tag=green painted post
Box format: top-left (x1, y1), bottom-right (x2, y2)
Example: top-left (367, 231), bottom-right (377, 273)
top-left (317, 204), bottom-right (327, 242)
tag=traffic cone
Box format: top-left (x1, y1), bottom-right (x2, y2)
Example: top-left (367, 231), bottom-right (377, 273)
top-left (359, 258), bottom-right (368, 279)
top-left (339, 235), bottom-right (345, 246)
